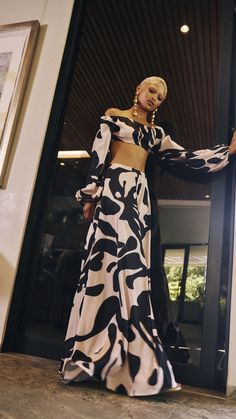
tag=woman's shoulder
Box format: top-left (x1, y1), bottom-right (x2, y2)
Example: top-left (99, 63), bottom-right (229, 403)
top-left (104, 108), bottom-right (132, 117)
top-left (104, 108), bottom-right (126, 117)
top-left (100, 109), bottom-right (122, 131)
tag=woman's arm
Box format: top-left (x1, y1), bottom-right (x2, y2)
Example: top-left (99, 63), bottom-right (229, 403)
top-left (229, 131), bottom-right (236, 155)
top-left (149, 130), bottom-right (236, 185)
top-left (83, 201), bottom-right (96, 222)
top-left (75, 115), bottom-right (114, 206)
top-left (156, 132), bottom-right (236, 174)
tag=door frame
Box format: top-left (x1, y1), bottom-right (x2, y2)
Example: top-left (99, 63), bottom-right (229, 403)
top-left (163, 243), bottom-right (208, 323)
top-left (2, 0), bottom-right (87, 355)
top-left (171, 0), bottom-right (236, 389)
top-left (2, 0), bottom-right (236, 391)
top-left (197, 0), bottom-right (235, 389)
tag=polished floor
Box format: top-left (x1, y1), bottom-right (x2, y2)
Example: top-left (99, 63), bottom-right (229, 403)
top-left (0, 353), bottom-right (236, 418)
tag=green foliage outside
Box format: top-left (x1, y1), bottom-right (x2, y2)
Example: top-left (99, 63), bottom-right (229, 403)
top-left (165, 265), bottom-right (206, 305)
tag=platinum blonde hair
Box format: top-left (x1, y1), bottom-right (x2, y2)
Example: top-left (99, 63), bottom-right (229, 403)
top-left (140, 76), bottom-right (168, 97)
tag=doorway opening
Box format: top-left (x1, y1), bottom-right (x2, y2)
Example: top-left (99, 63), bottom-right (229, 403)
top-left (4, 0), bottom-right (235, 391)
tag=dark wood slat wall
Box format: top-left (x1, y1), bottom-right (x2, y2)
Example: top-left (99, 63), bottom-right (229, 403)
top-left (60, 0), bottom-right (221, 200)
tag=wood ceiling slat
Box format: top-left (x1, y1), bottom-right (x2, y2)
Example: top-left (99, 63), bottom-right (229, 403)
top-left (60, 0), bottom-right (220, 200)
top-left (209, 0), bottom-right (220, 141)
top-left (141, 0), bottom-right (181, 128)
top-left (159, 0), bottom-right (191, 141)
top-left (179, 2), bottom-right (202, 148)
top-left (193, 1), bottom-right (211, 147)
top-left (175, 2), bottom-right (200, 148)
top-left (88, 2), bottom-right (131, 104)
top-left (200, 0), bottom-right (213, 143)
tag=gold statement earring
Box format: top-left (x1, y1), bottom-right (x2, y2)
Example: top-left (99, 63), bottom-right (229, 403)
top-left (132, 91), bottom-right (139, 117)
top-left (151, 108), bottom-right (158, 127)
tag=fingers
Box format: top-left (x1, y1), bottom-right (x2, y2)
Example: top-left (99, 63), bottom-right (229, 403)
top-left (83, 206), bottom-right (91, 220)
top-left (83, 202), bottom-right (95, 221)
top-left (229, 131), bottom-right (236, 155)
top-left (231, 130), bottom-right (236, 140)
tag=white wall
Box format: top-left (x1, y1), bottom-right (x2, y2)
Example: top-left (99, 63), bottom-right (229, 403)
top-left (227, 195), bottom-right (236, 397)
top-left (159, 200), bottom-right (211, 244)
top-left (0, 0), bottom-right (75, 348)
top-left (0, 0), bottom-right (235, 397)
top-left (160, 199), bottom-right (236, 396)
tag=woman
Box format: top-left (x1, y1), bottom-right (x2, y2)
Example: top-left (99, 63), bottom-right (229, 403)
top-left (60, 76), bottom-right (236, 396)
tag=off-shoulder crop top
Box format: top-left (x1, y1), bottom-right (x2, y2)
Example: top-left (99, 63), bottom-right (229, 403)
top-left (76, 115), bottom-right (229, 203)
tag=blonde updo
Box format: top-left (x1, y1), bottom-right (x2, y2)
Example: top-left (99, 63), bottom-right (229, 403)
top-left (140, 76), bottom-right (168, 97)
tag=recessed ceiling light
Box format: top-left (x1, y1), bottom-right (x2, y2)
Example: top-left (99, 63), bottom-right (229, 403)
top-left (205, 194), bottom-right (210, 198)
top-left (60, 162), bottom-right (65, 166)
top-left (57, 150), bottom-right (90, 159)
top-left (180, 25), bottom-right (189, 33)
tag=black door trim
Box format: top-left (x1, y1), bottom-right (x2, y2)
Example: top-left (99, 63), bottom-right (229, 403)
top-left (2, 0), bottom-right (87, 352)
top-left (199, 0), bottom-right (235, 388)
top-left (3, 0), bottom-right (235, 394)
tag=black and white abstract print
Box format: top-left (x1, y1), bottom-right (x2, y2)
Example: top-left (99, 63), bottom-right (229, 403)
top-left (75, 115), bottom-right (230, 205)
top-left (61, 164), bottom-right (177, 396)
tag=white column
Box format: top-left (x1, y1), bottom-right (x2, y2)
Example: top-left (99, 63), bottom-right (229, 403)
top-left (227, 191), bottom-right (236, 397)
top-left (0, 0), bottom-right (75, 348)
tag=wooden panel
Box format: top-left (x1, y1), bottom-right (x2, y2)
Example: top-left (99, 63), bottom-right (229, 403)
top-left (60, 0), bottom-right (221, 199)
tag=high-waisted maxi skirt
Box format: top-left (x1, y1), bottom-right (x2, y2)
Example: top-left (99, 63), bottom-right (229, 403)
top-left (60, 163), bottom-right (177, 396)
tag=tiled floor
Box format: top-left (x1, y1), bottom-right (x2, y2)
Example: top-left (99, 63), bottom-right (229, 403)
top-left (0, 353), bottom-right (236, 418)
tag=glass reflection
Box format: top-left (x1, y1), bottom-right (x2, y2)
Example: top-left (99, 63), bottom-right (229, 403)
top-left (25, 160), bottom-right (90, 341)
top-left (163, 244), bottom-right (208, 366)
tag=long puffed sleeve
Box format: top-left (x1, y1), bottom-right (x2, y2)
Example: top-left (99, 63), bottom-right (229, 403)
top-left (75, 117), bottom-right (116, 203)
top-left (157, 134), bottom-right (230, 173)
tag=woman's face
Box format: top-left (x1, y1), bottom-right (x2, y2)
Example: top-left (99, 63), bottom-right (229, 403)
top-left (137, 81), bottom-right (165, 112)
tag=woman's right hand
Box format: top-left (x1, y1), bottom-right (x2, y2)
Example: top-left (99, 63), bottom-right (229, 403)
top-left (83, 202), bottom-right (95, 222)
top-left (229, 130), bottom-right (236, 155)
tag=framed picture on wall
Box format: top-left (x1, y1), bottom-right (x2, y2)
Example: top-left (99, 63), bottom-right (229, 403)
top-left (0, 20), bottom-right (39, 187)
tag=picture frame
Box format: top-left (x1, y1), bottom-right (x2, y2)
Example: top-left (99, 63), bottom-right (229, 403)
top-left (0, 20), bottom-right (39, 187)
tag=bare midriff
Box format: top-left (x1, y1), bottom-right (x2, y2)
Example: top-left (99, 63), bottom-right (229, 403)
top-left (110, 141), bottom-right (148, 172)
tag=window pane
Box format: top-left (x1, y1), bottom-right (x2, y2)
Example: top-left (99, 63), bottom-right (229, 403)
top-left (24, 162), bottom-right (90, 342)
top-left (164, 248), bottom-right (185, 323)
top-left (183, 245), bottom-right (208, 322)
top-left (180, 245), bottom-right (208, 366)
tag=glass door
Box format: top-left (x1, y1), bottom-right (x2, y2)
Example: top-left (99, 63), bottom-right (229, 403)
top-left (4, 0), bottom-right (235, 391)
top-left (163, 245), bottom-right (208, 367)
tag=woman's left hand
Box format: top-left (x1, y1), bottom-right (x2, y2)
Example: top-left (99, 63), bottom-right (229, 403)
top-left (229, 130), bottom-right (236, 155)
